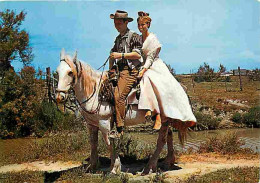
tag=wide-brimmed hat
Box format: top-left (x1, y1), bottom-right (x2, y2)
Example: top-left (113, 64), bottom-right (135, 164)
top-left (110, 10), bottom-right (133, 22)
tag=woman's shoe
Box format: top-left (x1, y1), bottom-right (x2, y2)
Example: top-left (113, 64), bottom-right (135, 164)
top-left (153, 114), bottom-right (161, 130)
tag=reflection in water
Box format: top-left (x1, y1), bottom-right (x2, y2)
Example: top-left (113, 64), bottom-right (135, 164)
top-left (131, 128), bottom-right (260, 152)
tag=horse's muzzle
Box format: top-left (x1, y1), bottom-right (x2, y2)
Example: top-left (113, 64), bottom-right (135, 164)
top-left (56, 91), bottom-right (67, 103)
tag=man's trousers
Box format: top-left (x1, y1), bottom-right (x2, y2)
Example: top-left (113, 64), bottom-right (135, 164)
top-left (114, 67), bottom-right (138, 127)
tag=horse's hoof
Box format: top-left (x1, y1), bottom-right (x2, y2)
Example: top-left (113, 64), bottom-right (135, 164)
top-left (141, 168), bottom-right (153, 176)
top-left (109, 130), bottom-right (123, 139)
top-left (82, 163), bottom-right (98, 173)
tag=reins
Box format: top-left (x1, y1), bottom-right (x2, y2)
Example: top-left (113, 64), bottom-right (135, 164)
top-left (60, 56), bottom-right (109, 115)
top-left (87, 56), bottom-right (110, 113)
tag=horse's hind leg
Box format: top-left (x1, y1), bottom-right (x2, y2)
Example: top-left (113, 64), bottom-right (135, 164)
top-left (162, 127), bottom-right (175, 169)
top-left (142, 124), bottom-right (168, 175)
top-left (87, 125), bottom-right (99, 171)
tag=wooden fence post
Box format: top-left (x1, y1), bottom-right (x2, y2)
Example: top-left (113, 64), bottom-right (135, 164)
top-left (191, 70), bottom-right (195, 93)
top-left (46, 67), bottom-right (52, 102)
top-left (238, 66), bottom-right (243, 91)
top-left (225, 76), bottom-right (228, 92)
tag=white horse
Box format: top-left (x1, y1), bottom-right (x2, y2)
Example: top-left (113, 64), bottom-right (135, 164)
top-left (56, 49), bottom-right (186, 174)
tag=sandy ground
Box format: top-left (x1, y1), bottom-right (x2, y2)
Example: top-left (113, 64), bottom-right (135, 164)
top-left (0, 161), bottom-right (81, 173)
top-left (0, 154), bottom-right (259, 182)
top-left (162, 154), bottom-right (259, 182)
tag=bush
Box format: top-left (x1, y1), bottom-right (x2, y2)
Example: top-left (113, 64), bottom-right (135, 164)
top-left (231, 112), bottom-right (242, 123)
top-left (0, 67), bottom-right (76, 138)
top-left (100, 134), bottom-right (157, 161)
top-left (198, 132), bottom-right (253, 155)
top-left (0, 68), bottom-right (44, 138)
top-left (242, 106), bottom-right (260, 128)
top-left (33, 101), bottom-right (76, 137)
top-left (193, 112), bottom-right (220, 130)
top-left (217, 76), bottom-right (231, 82)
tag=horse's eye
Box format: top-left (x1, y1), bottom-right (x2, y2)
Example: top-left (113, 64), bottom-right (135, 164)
top-left (68, 71), bottom-right (73, 76)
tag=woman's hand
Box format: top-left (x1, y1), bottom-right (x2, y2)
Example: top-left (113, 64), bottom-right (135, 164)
top-left (138, 68), bottom-right (147, 79)
top-left (110, 52), bottom-right (122, 60)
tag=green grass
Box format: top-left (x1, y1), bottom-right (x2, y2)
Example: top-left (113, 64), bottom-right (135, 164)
top-left (1, 166), bottom-right (258, 183)
top-left (0, 131), bottom-right (90, 166)
top-left (185, 166), bottom-right (259, 183)
top-left (0, 171), bottom-right (44, 183)
top-left (0, 170), bottom-right (129, 183)
top-left (179, 75), bottom-right (260, 111)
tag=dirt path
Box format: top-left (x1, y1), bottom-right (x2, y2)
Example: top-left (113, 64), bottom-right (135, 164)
top-left (0, 154), bottom-right (259, 182)
top-left (0, 161), bottom-right (81, 173)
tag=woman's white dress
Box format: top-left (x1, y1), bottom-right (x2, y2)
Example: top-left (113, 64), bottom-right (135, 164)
top-left (138, 33), bottom-right (196, 125)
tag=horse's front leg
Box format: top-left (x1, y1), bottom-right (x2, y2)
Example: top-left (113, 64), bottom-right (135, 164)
top-left (88, 124), bottom-right (99, 171)
top-left (142, 124), bottom-right (169, 175)
top-left (100, 119), bottom-right (121, 174)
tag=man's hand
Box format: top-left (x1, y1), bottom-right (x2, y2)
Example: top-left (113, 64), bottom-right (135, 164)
top-left (138, 68), bottom-right (147, 79)
top-left (110, 52), bottom-right (122, 60)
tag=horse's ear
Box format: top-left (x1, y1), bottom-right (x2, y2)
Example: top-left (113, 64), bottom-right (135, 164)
top-left (60, 48), bottom-right (65, 60)
top-left (73, 51), bottom-right (78, 64)
top-left (73, 51), bottom-right (81, 75)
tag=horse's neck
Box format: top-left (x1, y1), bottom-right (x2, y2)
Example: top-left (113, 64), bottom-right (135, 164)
top-left (74, 63), bottom-right (105, 106)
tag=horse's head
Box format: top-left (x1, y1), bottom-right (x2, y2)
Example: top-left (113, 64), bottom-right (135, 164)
top-left (56, 48), bottom-right (81, 103)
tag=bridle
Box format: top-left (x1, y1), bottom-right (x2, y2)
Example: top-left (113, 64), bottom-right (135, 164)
top-left (56, 55), bottom-right (110, 128)
top-left (57, 58), bottom-right (98, 114)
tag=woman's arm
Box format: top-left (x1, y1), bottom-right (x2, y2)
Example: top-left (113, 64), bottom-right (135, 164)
top-left (143, 47), bottom-right (161, 69)
top-left (138, 47), bottom-right (161, 78)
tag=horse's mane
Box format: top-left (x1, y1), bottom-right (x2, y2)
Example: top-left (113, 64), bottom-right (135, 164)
top-left (81, 61), bottom-right (104, 79)
top-left (65, 54), bottom-right (107, 79)
top-left (65, 54), bottom-right (107, 97)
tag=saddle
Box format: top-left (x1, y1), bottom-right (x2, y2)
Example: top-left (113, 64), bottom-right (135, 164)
top-left (98, 76), bottom-right (140, 105)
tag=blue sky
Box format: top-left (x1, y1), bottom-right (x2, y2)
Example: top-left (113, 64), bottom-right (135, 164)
top-left (1, 0), bottom-right (259, 74)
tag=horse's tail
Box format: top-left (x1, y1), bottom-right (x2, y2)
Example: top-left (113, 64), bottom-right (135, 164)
top-left (177, 128), bottom-right (187, 147)
top-left (170, 119), bottom-right (190, 147)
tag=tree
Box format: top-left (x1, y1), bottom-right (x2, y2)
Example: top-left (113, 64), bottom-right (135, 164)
top-left (194, 62), bottom-right (215, 82)
top-left (218, 64), bottom-right (226, 73)
top-left (0, 67), bottom-right (44, 137)
top-left (249, 68), bottom-right (260, 81)
top-left (166, 63), bottom-right (176, 76)
top-left (0, 9), bottom-right (33, 71)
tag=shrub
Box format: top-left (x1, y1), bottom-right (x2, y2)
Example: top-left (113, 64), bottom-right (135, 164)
top-left (231, 112), bottom-right (242, 123)
top-left (216, 76), bottom-right (231, 82)
top-left (193, 112), bottom-right (220, 130)
top-left (213, 108), bottom-right (222, 116)
top-left (0, 68), bottom-right (44, 138)
top-left (113, 134), bottom-right (157, 161)
top-left (198, 132), bottom-right (253, 155)
top-left (33, 101), bottom-right (76, 137)
top-left (242, 106), bottom-right (260, 127)
top-left (0, 67), bottom-right (76, 138)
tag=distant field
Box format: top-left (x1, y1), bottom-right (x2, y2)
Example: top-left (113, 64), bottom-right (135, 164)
top-left (177, 75), bottom-right (260, 111)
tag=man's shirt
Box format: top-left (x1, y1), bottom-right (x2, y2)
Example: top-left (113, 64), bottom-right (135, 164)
top-left (110, 29), bottom-right (143, 69)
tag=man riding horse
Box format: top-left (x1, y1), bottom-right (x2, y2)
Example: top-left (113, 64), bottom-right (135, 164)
top-left (109, 10), bottom-right (143, 136)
